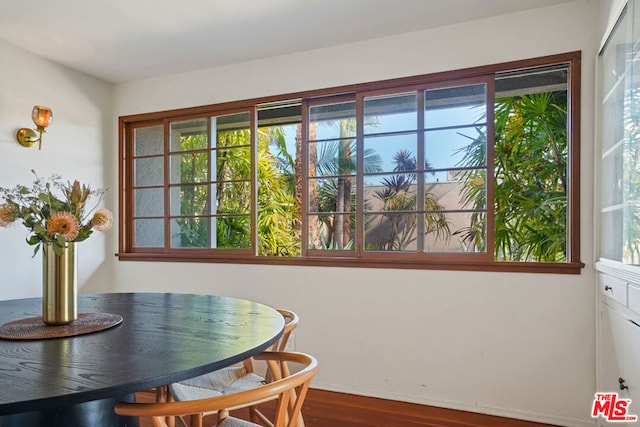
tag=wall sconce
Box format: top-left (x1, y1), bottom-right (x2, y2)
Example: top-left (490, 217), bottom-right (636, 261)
top-left (16, 105), bottom-right (53, 150)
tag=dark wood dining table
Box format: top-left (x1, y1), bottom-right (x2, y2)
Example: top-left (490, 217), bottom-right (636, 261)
top-left (0, 292), bottom-right (284, 427)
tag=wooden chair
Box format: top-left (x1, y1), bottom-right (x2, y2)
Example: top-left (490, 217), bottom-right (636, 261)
top-left (167, 309), bottom-right (301, 426)
top-left (115, 351), bottom-right (318, 427)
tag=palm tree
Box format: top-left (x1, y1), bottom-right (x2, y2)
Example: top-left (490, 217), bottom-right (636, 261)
top-left (312, 119), bottom-right (383, 250)
top-left (371, 149), bottom-right (449, 251)
top-left (299, 122), bottom-right (322, 250)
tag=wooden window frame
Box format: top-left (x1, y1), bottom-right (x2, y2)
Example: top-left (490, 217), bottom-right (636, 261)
top-left (118, 51), bottom-right (584, 274)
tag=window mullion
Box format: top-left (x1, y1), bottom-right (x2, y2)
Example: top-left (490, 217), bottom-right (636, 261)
top-left (163, 119), bottom-right (171, 251)
top-left (486, 77), bottom-right (496, 259)
top-left (301, 100), bottom-right (310, 256)
top-left (208, 117), bottom-right (215, 249)
top-left (122, 123), bottom-right (134, 253)
top-left (416, 91), bottom-right (426, 252)
top-left (250, 107), bottom-right (258, 255)
top-left (356, 95), bottom-right (364, 257)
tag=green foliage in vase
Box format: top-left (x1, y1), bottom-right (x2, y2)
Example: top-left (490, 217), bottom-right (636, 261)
top-left (0, 170), bottom-right (112, 256)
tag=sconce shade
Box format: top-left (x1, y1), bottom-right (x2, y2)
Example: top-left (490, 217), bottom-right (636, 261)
top-left (32, 105), bottom-right (53, 130)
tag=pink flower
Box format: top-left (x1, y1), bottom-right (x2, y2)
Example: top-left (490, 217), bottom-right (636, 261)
top-left (92, 208), bottom-right (113, 232)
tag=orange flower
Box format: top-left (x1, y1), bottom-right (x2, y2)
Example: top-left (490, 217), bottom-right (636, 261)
top-left (0, 203), bottom-right (16, 227)
top-left (46, 212), bottom-right (80, 241)
top-left (92, 208), bottom-right (113, 232)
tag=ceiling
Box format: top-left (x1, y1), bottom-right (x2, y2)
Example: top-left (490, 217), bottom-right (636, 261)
top-left (0, 0), bottom-right (576, 84)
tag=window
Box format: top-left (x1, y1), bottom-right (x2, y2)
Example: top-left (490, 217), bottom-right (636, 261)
top-left (119, 52), bottom-right (583, 273)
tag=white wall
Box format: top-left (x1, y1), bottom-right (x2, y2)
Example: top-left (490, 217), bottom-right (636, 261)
top-left (0, 38), bottom-right (114, 299)
top-left (600, 0), bottom-right (628, 43)
top-left (111, 1), bottom-right (601, 425)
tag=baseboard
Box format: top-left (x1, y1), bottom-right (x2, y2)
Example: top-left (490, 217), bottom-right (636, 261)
top-left (312, 383), bottom-right (596, 427)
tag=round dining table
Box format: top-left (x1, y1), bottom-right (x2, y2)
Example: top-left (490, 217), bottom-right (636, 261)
top-left (0, 292), bottom-right (285, 427)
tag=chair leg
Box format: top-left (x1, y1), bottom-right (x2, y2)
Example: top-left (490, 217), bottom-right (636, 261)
top-left (176, 415), bottom-right (190, 427)
top-left (155, 386), bottom-right (167, 402)
top-left (248, 406), bottom-right (260, 424)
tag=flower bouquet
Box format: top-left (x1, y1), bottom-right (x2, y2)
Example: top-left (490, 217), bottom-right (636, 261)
top-left (0, 170), bottom-right (113, 255)
top-left (0, 171), bottom-right (113, 325)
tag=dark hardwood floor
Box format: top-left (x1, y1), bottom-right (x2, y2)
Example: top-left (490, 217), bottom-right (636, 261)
top-left (136, 388), bottom-right (558, 426)
top-left (299, 390), bottom-right (558, 427)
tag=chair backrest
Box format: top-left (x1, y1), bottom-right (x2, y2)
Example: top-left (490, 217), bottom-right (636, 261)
top-left (244, 309), bottom-right (298, 377)
top-left (115, 351), bottom-right (318, 427)
top-left (272, 309), bottom-right (299, 352)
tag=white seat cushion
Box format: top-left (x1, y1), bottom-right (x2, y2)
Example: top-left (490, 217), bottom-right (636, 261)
top-left (217, 417), bottom-right (261, 427)
top-left (170, 366), bottom-right (266, 402)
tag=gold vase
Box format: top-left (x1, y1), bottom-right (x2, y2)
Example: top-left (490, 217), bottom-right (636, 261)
top-left (42, 242), bottom-right (77, 325)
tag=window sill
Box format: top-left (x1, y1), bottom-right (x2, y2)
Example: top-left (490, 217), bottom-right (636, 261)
top-left (116, 252), bottom-right (585, 274)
